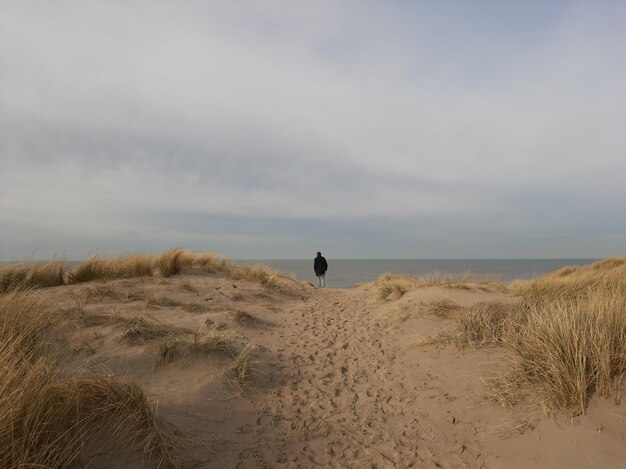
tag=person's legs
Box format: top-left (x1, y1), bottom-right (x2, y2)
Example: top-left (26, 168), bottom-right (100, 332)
top-left (321, 274), bottom-right (325, 288)
top-left (317, 275), bottom-right (322, 288)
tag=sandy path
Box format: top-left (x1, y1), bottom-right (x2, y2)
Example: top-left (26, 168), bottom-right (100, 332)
top-left (234, 287), bottom-right (481, 468)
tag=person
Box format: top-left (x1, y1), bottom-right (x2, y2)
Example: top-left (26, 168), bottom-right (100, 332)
top-left (314, 251), bottom-right (328, 288)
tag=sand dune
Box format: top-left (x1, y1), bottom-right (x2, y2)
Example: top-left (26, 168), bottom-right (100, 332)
top-left (1, 257), bottom-right (625, 468)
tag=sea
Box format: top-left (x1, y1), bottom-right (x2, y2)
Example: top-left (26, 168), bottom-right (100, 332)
top-left (236, 259), bottom-right (598, 289)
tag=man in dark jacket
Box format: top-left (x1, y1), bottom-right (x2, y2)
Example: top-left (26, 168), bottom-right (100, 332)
top-left (314, 252), bottom-right (328, 288)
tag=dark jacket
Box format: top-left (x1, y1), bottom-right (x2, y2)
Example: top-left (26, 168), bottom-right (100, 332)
top-left (314, 255), bottom-right (328, 275)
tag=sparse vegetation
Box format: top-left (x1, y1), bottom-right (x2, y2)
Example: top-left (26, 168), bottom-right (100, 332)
top-left (228, 345), bottom-right (255, 387)
top-left (427, 298), bottom-right (462, 318)
top-left (231, 264), bottom-right (280, 289)
top-left (120, 316), bottom-right (192, 344)
top-left (145, 290), bottom-right (182, 308)
top-left (157, 330), bottom-right (234, 367)
top-left (233, 310), bottom-right (268, 327)
top-left (377, 272), bottom-right (504, 300)
top-left (0, 291), bottom-right (181, 468)
top-left (425, 258), bottom-right (626, 414)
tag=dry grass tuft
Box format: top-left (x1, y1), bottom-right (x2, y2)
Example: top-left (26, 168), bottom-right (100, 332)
top-left (231, 264), bottom-right (280, 289)
top-left (510, 256), bottom-right (626, 303)
top-left (1, 371), bottom-right (182, 469)
top-left (66, 254), bottom-right (155, 284)
top-left (145, 290), bottom-right (182, 308)
top-left (103, 254), bottom-right (154, 278)
top-left (377, 272), bottom-right (504, 300)
top-left (232, 310), bottom-right (268, 327)
top-left (427, 298), bottom-right (462, 318)
top-left (194, 252), bottom-right (231, 273)
top-left (66, 256), bottom-right (106, 283)
top-left (0, 291), bottom-right (181, 468)
top-left (426, 257), bottom-right (626, 413)
top-left (378, 279), bottom-right (407, 300)
top-left (228, 346), bottom-right (255, 387)
top-left (80, 283), bottom-right (118, 300)
top-left (78, 285), bottom-right (147, 305)
top-left (0, 261), bottom-right (66, 293)
top-left (452, 302), bottom-right (525, 348)
top-left (591, 257), bottom-right (625, 271)
top-left (492, 289), bottom-right (626, 414)
top-left (157, 249), bottom-right (194, 278)
top-left (156, 330), bottom-right (234, 367)
top-left (2, 250), bottom-right (290, 294)
top-left (0, 291), bottom-right (53, 357)
top-left (121, 316), bottom-right (192, 344)
top-left (552, 266), bottom-right (579, 277)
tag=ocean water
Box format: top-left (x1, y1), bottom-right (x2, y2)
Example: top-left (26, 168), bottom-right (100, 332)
top-left (237, 259), bottom-right (598, 289)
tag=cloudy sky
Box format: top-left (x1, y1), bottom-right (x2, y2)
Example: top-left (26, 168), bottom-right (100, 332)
top-left (2, 1), bottom-right (626, 260)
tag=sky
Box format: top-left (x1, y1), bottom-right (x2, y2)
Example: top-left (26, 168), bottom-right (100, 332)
top-left (2, 1), bottom-right (626, 260)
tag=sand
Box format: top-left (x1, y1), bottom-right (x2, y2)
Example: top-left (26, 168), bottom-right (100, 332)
top-left (43, 272), bottom-right (626, 468)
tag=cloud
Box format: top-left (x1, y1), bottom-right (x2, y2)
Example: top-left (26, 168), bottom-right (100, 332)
top-left (2, 1), bottom-right (626, 258)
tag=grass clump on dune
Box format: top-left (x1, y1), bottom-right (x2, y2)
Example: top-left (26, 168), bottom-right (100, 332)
top-left (0, 291), bottom-right (181, 468)
top-left (0, 261), bottom-right (66, 293)
top-left (194, 252), bottom-right (231, 273)
top-left (377, 272), bottom-right (504, 300)
top-left (426, 298), bottom-right (462, 318)
top-left (510, 257), bottom-right (626, 303)
top-left (157, 330), bottom-right (235, 367)
top-left (2, 374), bottom-right (181, 469)
top-left (229, 264), bottom-right (280, 289)
top-left (66, 256), bottom-right (105, 283)
top-left (156, 331), bottom-right (256, 389)
top-left (494, 289), bottom-right (626, 414)
top-left (158, 249), bottom-right (195, 278)
top-left (228, 346), bottom-right (255, 387)
top-left (428, 257), bottom-right (626, 414)
top-left (101, 254), bottom-right (154, 278)
top-left (67, 254), bottom-right (155, 284)
top-left (145, 290), bottom-right (182, 308)
top-left (119, 315), bottom-right (192, 344)
top-left (1, 249), bottom-right (290, 292)
top-left (451, 302), bottom-right (524, 348)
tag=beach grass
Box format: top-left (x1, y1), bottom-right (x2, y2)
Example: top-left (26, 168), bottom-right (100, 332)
top-left (0, 290), bottom-right (181, 468)
top-left (377, 272), bottom-right (504, 299)
top-left (156, 330), bottom-right (235, 367)
top-left (0, 261), bottom-right (66, 293)
top-left (492, 288), bottom-right (626, 414)
top-left (427, 258), bottom-right (626, 414)
top-left (0, 249), bottom-right (289, 293)
top-left (509, 257), bottom-right (626, 302)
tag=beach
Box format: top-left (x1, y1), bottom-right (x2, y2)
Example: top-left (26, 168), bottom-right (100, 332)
top-left (1, 251), bottom-right (625, 468)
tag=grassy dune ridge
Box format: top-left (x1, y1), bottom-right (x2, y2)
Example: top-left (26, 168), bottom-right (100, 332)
top-left (499, 258), bottom-right (626, 413)
top-left (406, 257), bottom-right (626, 414)
top-left (376, 271), bottom-right (505, 300)
top-left (2, 252), bottom-right (624, 466)
top-left (0, 248), bottom-right (284, 468)
top-left (0, 291), bottom-right (182, 468)
top-left (0, 248), bottom-right (283, 293)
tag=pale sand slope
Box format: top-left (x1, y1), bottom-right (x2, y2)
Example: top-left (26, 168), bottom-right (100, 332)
top-left (50, 274), bottom-right (626, 468)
